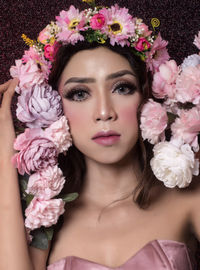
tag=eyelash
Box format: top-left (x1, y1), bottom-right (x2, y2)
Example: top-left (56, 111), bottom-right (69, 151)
top-left (64, 82), bottom-right (137, 102)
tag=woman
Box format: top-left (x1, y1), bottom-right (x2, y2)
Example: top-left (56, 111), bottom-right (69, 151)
top-left (0, 2), bottom-right (200, 269)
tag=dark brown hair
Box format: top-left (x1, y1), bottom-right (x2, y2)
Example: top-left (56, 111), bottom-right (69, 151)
top-left (48, 40), bottom-right (159, 209)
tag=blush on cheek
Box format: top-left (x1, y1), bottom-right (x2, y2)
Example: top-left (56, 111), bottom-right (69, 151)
top-left (120, 105), bottom-right (139, 125)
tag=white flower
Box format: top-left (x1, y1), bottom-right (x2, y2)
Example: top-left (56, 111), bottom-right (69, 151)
top-left (181, 54), bottom-right (200, 70)
top-left (150, 141), bottom-right (199, 188)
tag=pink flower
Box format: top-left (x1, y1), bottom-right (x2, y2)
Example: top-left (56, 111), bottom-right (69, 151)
top-left (10, 59), bottom-right (45, 89)
top-left (16, 83), bottom-right (63, 128)
top-left (100, 5), bottom-right (135, 46)
top-left (21, 49), bottom-right (52, 80)
top-left (135, 37), bottom-right (151, 52)
top-left (25, 197), bottom-right (65, 230)
top-left (193, 31), bottom-right (200, 50)
top-left (38, 27), bottom-right (52, 44)
top-left (137, 23), bottom-right (152, 37)
top-left (90, 13), bottom-right (105, 30)
top-left (12, 128), bottom-right (58, 175)
top-left (146, 33), bottom-right (170, 73)
top-left (44, 42), bottom-right (60, 62)
top-left (152, 60), bottom-right (179, 99)
top-left (26, 165), bottom-right (66, 200)
top-left (171, 107), bottom-right (200, 152)
top-left (175, 66), bottom-right (200, 104)
top-left (56, 6), bottom-right (85, 45)
top-left (45, 116), bottom-right (72, 153)
top-left (140, 99), bottom-right (168, 144)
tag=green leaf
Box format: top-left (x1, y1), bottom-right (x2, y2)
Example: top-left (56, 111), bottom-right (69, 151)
top-left (45, 227), bottom-right (54, 241)
top-left (26, 194), bottom-right (34, 206)
top-left (30, 229), bottom-right (49, 250)
top-left (167, 111), bottom-right (177, 124)
top-left (60, 192), bottom-right (79, 203)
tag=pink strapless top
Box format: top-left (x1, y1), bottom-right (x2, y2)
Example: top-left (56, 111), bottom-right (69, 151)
top-left (47, 239), bottom-right (196, 270)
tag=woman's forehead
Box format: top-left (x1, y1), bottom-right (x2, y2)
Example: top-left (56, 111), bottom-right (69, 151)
top-left (60, 47), bottom-right (134, 80)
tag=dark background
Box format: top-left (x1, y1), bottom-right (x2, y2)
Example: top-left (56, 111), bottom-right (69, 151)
top-left (0, 0), bottom-right (200, 83)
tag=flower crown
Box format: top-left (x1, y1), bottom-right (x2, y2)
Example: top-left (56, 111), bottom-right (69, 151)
top-left (9, 0), bottom-right (170, 249)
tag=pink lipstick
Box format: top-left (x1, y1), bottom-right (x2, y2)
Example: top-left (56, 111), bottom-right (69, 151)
top-left (92, 130), bottom-right (121, 146)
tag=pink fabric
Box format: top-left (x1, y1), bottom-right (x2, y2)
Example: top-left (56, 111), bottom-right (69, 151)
top-left (47, 239), bottom-right (196, 269)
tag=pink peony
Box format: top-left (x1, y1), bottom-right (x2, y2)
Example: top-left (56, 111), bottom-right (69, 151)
top-left (12, 128), bottom-right (58, 175)
top-left (25, 197), bottom-right (65, 230)
top-left (135, 37), bottom-right (151, 52)
top-left (44, 42), bottom-right (60, 62)
top-left (56, 6), bottom-right (85, 45)
top-left (152, 60), bottom-right (179, 99)
top-left (99, 4), bottom-right (135, 46)
top-left (146, 33), bottom-right (169, 73)
top-left (171, 107), bottom-right (200, 152)
top-left (90, 13), bottom-right (105, 30)
top-left (175, 65), bottom-right (200, 105)
top-left (26, 165), bottom-right (66, 200)
top-left (10, 59), bottom-right (46, 89)
top-left (140, 99), bottom-right (168, 144)
top-left (45, 116), bottom-right (72, 153)
top-left (193, 31), bottom-right (200, 50)
top-left (16, 83), bottom-right (63, 128)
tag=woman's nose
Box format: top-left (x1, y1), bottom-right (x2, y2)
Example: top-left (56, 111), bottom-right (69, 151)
top-left (93, 93), bottom-right (117, 122)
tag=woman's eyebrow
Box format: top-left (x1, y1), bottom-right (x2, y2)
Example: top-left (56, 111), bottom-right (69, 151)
top-left (64, 69), bottom-right (136, 85)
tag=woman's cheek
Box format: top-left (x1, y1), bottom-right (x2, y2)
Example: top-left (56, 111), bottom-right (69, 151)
top-left (120, 105), bottom-right (139, 126)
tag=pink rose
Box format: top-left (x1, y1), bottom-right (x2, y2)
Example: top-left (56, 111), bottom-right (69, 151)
top-left (135, 37), bottom-right (151, 52)
top-left (175, 66), bottom-right (200, 104)
top-left (26, 165), bottom-right (66, 199)
top-left (16, 83), bottom-right (62, 128)
top-left (45, 116), bottom-right (72, 153)
top-left (171, 107), bottom-right (200, 152)
top-left (12, 128), bottom-right (58, 175)
top-left (90, 13), bottom-right (105, 30)
top-left (140, 99), bottom-right (168, 144)
top-left (25, 197), bottom-right (65, 230)
top-left (10, 59), bottom-right (45, 89)
top-left (152, 60), bottom-right (179, 99)
top-left (44, 42), bottom-right (60, 62)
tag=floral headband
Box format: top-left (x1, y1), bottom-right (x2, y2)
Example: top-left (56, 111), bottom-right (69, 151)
top-left (9, 0), bottom-right (170, 249)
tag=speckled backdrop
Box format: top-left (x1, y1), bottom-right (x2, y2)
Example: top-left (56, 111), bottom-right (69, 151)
top-left (0, 0), bottom-right (200, 263)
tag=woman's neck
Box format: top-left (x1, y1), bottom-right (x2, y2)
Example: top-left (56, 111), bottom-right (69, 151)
top-left (79, 151), bottom-right (142, 208)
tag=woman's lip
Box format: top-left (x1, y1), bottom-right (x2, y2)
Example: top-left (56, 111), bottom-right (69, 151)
top-left (92, 130), bottom-right (120, 139)
top-left (92, 135), bottom-right (121, 146)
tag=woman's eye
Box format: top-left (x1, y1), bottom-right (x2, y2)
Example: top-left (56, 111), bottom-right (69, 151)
top-left (64, 89), bottom-right (89, 102)
top-left (114, 83), bottom-right (136, 95)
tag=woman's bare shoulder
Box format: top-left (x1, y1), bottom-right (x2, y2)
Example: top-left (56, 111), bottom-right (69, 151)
top-left (176, 176), bottom-right (200, 240)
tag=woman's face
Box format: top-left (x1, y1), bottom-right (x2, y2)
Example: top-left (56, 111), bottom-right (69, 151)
top-left (58, 47), bottom-right (142, 165)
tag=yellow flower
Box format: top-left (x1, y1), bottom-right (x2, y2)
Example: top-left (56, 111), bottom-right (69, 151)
top-left (109, 21), bottom-right (123, 35)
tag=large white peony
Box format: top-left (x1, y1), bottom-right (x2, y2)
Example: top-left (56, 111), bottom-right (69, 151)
top-left (150, 141), bottom-right (199, 188)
